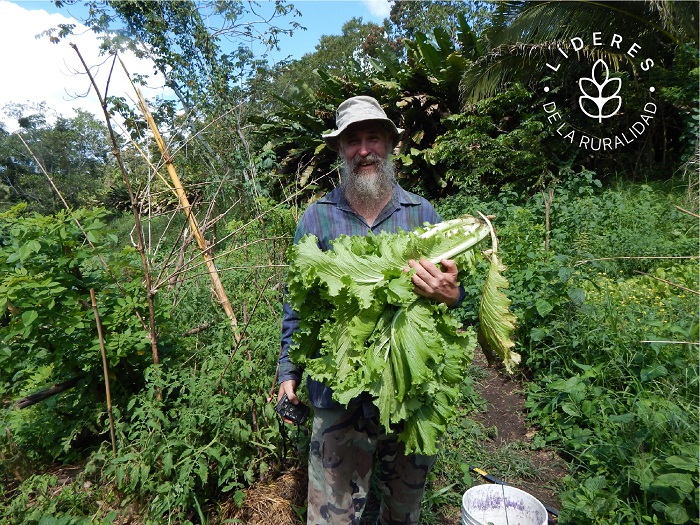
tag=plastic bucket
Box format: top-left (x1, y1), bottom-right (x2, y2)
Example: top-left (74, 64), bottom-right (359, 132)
top-left (461, 484), bottom-right (548, 525)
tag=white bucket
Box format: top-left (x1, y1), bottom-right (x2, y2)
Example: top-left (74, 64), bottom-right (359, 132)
top-left (461, 484), bottom-right (548, 525)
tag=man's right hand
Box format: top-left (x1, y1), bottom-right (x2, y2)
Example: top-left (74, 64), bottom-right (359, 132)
top-left (277, 380), bottom-right (299, 425)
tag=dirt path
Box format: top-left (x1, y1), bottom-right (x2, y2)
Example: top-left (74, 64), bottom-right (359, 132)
top-left (469, 351), bottom-right (567, 521)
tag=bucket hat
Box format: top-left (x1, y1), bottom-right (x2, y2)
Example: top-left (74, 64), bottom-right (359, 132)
top-left (322, 96), bottom-right (403, 151)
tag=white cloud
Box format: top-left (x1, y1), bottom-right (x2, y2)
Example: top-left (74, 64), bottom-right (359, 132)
top-left (0, 0), bottom-right (170, 132)
top-left (362, 0), bottom-right (393, 19)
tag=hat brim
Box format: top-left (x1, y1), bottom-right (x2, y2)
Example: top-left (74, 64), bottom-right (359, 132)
top-left (323, 119), bottom-right (404, 151)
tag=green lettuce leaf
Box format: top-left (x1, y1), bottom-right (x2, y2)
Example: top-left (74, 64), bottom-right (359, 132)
top-left (479, 249), bottom-right (520, 373)
top-left (286, 216), bottom-right (515, 455)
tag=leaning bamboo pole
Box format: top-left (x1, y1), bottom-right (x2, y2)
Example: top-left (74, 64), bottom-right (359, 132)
top-left (132, 87), bottom-right (241, 342)
top-left (90, 289), bottom-right (117, 456)
top-left (70, 44), bottom-right (161, 371)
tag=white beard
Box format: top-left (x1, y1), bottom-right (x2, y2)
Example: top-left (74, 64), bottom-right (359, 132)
top-left (341, 153), bottom-right (396, 210)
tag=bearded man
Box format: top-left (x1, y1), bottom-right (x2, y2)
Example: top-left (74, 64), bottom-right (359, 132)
top-left (277, 96), bottom-right (464, 525)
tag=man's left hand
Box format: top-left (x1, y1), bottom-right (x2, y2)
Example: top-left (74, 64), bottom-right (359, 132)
top-left (408, 258), bottom-right (460, 307)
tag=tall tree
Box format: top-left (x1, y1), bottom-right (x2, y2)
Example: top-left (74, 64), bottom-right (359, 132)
top-left (255, 16), bottom-right (400, 107)
top-left (389, 0), bottom-right (494, 43)
top-left (54, 1), bottom-right (302, 111)
top-left (51, 0), bottom-right (305, 219)
top-left (0, 105), bottom-right (112, 214)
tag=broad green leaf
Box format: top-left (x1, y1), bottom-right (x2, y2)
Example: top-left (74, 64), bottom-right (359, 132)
top-left (666, 455), bottom-right (698, 472)
top-left (609, 413), bottom-right (635, 424)
top-left (549, 376), bottom-right (586, 395)
top-left (287, 216), bottom-right (514, 455)
top-left (478, 250), bottom-right (519, 373)
top-left (535, 298), bottom-right (553, 317)
top-left (567, 287), bottom-right (586, 305)
top-left (389, 301), bottom-right (439, 401)
top-left (6, 251), bottom-right (20, 264)
top-left (652, 473), bottom-right (695, 494)
top-left (561, 402), bottom-right (582, 417)
top-left (641, 365), bottom-right (668, 381)
top-left (664, 502), bottom-right (691, 524)
top-left (530, 327), bottom-right (547, 341)
top-left (163, 452), bottom-right (173, 475)
top-left (21, 310), bottom-right (38, 327)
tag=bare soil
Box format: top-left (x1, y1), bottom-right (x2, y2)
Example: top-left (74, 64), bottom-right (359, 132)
top-left (467, 351), bottom-right (568, 522)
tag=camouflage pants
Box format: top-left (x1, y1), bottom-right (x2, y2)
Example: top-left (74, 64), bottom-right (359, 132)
top-left (306, 405), bottom-right (436, 525)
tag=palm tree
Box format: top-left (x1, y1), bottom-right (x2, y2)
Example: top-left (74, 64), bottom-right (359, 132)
top-left (461, 0), bottom-right (698, 103)
top-left (459, 0), bottom-right (698, 182)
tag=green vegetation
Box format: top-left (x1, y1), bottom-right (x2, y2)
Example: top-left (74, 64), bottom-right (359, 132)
top-left (286, 216), bottom-right (516, 455)
top-left (456, 177), bottom-right (697, 525)
top-left (1, 1), bottom-right (697, 524)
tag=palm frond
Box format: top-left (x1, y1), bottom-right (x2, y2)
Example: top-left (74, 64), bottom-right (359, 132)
top-left (647, 0), bottom-right (699, 44)
top-left (460, 41), bottom-right (636, 105)
top-left (463, 0), bottom-right (697, 105)
top-left (490, 1), bottom-right (695, 47)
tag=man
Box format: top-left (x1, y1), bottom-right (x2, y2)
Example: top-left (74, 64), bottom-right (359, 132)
top-left (277, 96), bottom-right (464, 525)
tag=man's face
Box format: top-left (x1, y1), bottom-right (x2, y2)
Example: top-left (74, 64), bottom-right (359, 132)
top-left (338, 122), bottom-right (396, 205)
top-left (338, 122), bottom-right (390, 176)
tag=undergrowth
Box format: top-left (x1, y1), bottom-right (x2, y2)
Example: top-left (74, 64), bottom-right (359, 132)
top-left (1, 176), bottom-right (697, 524)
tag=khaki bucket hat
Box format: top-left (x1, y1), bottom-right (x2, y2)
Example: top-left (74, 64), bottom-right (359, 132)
top-left (322, 96), bottom-right (404, 151)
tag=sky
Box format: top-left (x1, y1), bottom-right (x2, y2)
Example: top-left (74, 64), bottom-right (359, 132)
top-left (0, 0), bottom-right (393, 132)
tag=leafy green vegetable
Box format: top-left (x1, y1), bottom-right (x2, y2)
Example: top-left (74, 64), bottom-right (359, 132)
top-left (286, 216), bottom-right (517, 455)
top-left (477, 214), bottom-right (520, 374)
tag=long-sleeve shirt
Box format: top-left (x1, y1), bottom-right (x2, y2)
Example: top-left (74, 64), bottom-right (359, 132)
top-left (279, 184), bottom-right (457, 410)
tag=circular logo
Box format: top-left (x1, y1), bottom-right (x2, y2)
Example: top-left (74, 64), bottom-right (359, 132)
top-left (542, 33), bottom-right (657, 151)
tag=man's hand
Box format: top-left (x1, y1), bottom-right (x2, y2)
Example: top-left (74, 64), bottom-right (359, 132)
top-left (277, 380), bottom-right (299, 425)
top-left (408, 258), bottom-right (460, 307)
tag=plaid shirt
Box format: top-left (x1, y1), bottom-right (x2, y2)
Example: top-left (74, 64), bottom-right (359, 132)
top-left (279, 184), bottom-right (444, 409)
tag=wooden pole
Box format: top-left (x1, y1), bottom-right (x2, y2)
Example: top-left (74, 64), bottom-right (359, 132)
top-left (133, 87), bottom-right (241, 343)
top-left (543, 187), bottom-right (553, 252)
top-left (14, 376), bottom-right (83, 409)
top-left (90, 289), bottom-right (117, 457)
top-left (69, 44), bottom-right (161, 370)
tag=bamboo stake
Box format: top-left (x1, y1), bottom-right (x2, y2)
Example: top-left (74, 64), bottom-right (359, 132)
top-left (90, 289), bottom-right (117, 457)
top-left (574, 255), bottom-right (698, 267)
top-left (131, 84), bottom-right (242, 342)
top-left (634, 270), bottom-right (700, 296)
top-left (543, 187), bottom-right (553, 252)
top-left (69, 44), bottom-right (161, 373)
top-left (675, 205), bottom-right (699, 219)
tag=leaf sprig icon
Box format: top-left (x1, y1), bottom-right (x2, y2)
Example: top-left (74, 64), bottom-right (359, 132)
top-left (578, 59), bottom-right (622, 123)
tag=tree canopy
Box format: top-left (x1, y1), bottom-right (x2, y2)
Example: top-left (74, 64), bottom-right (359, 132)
top-left (0, 105), bottom-right (112, 214)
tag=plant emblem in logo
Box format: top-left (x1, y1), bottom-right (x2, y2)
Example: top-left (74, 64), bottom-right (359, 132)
top-left (578, 59), bottom-right (622, 123)
top-left (578, 59), bottom-right (622, 122)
